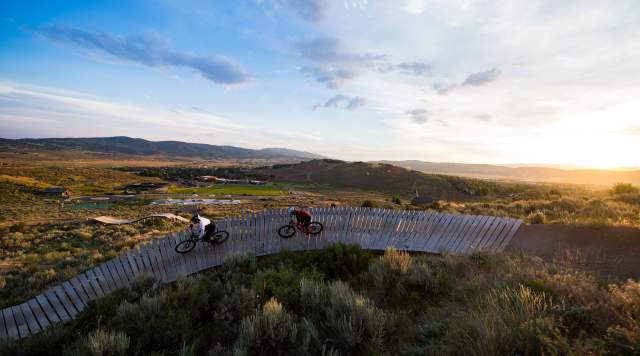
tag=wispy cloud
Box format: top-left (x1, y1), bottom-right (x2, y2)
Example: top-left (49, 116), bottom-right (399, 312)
top-left (463, 68), bottom-right (500, 86)
top-left (313, 95), bottom-right (366, 111)
top-left (35, 25), bottom-right (251, 86)
top-left (406, 108), bottom-right (430, 124)
top-left (281, 0), bottom-right (329, 22)
top-left (293, 37), bottom-right (431, 88)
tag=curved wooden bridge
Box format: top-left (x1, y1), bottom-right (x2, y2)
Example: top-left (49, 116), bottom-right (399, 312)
top-left (0, 207), bottom-right (522, 340)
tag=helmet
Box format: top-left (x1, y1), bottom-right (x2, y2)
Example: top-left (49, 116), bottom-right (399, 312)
top-left (190, 214), bottom-right (200, 223)
top-left (287, 207), bottom-right (295, 214)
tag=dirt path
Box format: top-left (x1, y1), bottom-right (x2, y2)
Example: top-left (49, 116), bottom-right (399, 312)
top-left (507, 224), bottom-right (640, 279)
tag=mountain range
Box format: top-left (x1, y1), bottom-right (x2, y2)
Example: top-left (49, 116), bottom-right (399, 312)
top-left (378, 160), bottom-right (640, 187)
top-left (0, 136), bottom-right (324, 161)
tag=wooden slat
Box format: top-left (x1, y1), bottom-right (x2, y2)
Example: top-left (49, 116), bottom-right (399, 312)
top-left (478, 218), bottom-right (509, 252)
top-left (85, 269), bottom-right (107, 297)
top-left (43, 290), bottom-right (70, 322)
top-left (10, 306), bottom-right (29, 338)
top-left (444, 215), bottom-right (474, 253)
top-left (35, 294), bottom-right (61, 324)
top-left (52, 285), bottom-right (78, 317)
top-left (27, 298), bottom-right (50, 330)
top-left (69, 277), bottom-right (91, 305)
top-left (19, 302), bottom-right (40, 335)
top-left (62, 281), bottom-right (86, 311)
top-left (451, 215), bottom-right (483, 254)
top-left (447, 215), bottom-right (476, 253)
top-left (3, 307), bottom-right (19, 339)
top-left (495, 219), bottom-right (522, 253)
top-left (0, 307), bottom-right (8, 339)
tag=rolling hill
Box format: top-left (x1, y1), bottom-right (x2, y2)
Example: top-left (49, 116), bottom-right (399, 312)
top-left (378, 160), bottom-right (640, 187)
top-left (253, 159), bottom-right (510, 201)
top-left (0, 136), bottom-right (324, 161)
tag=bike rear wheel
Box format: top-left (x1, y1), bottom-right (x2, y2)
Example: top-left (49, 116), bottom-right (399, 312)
top-left (211, 230), bottom-right (229, 244)
top-left (308, 221), bottom-right (323, 235)
top-left (175, 239), bottom-right (196, 253)
top-left (278, 225), bottom-right (296, 238)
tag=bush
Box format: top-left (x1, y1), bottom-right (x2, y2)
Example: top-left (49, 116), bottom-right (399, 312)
top-left (233, 298), bottom-right (314, 355)
top-left (299, 279), bottom-right (389, 354)
top-left (361, 200), bottom-right (378, 208)
top-left (611, 183), bottom-right (639, 196)
top-left (77, 329), bottom-right (130, 356)
top-left (391, 196), bottom-right (402, 205)
top-left (527, 210), bottom-right (546, 224)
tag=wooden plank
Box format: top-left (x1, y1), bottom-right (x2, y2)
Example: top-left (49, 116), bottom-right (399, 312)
top-left (35, 294), bottom-right (61, 324)
top-left (93, 264), bottom-right (115, 294)
top-left (451, 215), bottom-right (483, 254)
top-left (475, 217), bottom-right (503, 252)
top-left (28, 298), bottom-right (50, 330)
top-left (19, 302), bottom-right (40, 335)
top-left (111, 254), bottom-right (132, 286)
top-left (105, 259), bottom-right (126, 290)
top-left (151, 240), bottom-right (170, 282)
top-left (10, 306), bottom-right (29, 338)
top-left (69, 277), bottom-right (91, 305)
top-left (424, 214), bottom-right (453, 253)
top-left (117, 253), bottom-right (136, 283)
top-left (444, 215), bottom-right (474, 253)
top-left (43, 290), bottom-right (70, 322)
top-left (457, 215), bottom-right (490, 255)
top-left (420, 212), bottom-right (439, 250)
top-left (495, 219), bottom-right (523, 253)
top-left (434, 215), bottom-right (460, 253)
top-left (0, 307), bottom-right (8, 339)
top-left (447, 215), bottom-right (476, 254)
top-left (62, 281), bottom-right (86, 311)
top-left (2, 308), bottom-right (19, 339)
top-left (84, 269), bottom-right (106, 297)
top-left (466, 216), bottom-right (497, 254)
top-left (478, 218), bottom-right (509, 252)
top-left (411, 211), bottom-right (435, 252)
top-left (52, 285), bottom-right (79, 317)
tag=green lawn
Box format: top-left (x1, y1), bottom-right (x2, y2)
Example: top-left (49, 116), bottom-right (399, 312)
top-left (169, 184), bottom-right (288, 196)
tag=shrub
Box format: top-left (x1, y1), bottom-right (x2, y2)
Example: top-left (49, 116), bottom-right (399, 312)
top-left (527, 210), bottom-right (546, 224)
top-left (77, 328), bottom-right (130, 356)
top-left (233, 298), bottom-right (312, 355)
top-left (391, 196), bottom-right (402, 205)
top-left (299, 279), bottom-right (389, 354)
top-left (361, 200), bottom-right (378, 208)
top-left (611, 183), bottom-right (639, 196)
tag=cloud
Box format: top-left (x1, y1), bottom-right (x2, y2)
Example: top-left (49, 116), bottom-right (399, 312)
top-left (432, 68), bottom-right (501, 95)
top-left (406, 109), bottom-right (430, 124)
top-left (294, 37), bottom-right (431, 87)
top-left (404, 0), bottom-right (427, 15)
top-left (35, 24), bottom-right (251, 86)
top-left (395, 62), bottom-right (431, 76)
top-left (463, 68), bottom-right (500, 86)
top-left (300, 66), bottom-right (357, 88)
top-left (282, 0), bottom-right (329, 22)
top-left (314, 95), bottom-right (366, 110)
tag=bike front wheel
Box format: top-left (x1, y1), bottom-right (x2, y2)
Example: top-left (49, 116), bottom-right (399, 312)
top-left (211, 230), bottom-right (229, 244)
top-left (308, 222), bottom-right (323, 235)
top-left (175, 239), bottom-right (196, 254)
top-left (278, 225), bottom-right (296, 238)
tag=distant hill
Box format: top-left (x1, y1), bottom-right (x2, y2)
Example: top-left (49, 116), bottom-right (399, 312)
top-left (0, 136), bottom-right (324, 161)
top-left (378, 160), bottom-right (640, 187)
top-left (253, 159), bottom-right (511, 200)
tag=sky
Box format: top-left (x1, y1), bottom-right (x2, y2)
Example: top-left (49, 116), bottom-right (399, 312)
top-left (1, 0), bottom-right (639, 168)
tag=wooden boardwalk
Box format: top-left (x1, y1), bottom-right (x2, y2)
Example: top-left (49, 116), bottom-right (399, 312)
top-left (0, 207), bottom-right (521, 340)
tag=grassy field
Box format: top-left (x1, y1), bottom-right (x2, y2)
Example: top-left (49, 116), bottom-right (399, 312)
top-left (168, 184), bottom-right (289, 196)
top-left (3, 246), bottom-right (640, 355)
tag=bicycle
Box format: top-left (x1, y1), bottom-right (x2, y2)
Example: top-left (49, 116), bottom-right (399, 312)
top-left (278, 220), bottom-right (323, 238)
top-left (174, 229), bottom-right (229, 253)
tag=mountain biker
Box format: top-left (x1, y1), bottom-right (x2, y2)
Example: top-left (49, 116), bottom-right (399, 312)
top-left (287, 207), bottom-right (311, 231)
top-left (190, 213), bottom-right (216, 242)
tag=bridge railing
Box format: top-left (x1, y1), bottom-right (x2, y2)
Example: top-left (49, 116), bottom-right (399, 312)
top-left (0, 207), bottom-right (521, 340)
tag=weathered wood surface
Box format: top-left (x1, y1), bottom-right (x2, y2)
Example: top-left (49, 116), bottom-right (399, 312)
top-left (0, 208), bottom-right (521, 340)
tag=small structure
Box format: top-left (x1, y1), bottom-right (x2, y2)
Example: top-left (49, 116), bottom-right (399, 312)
top-left (37, 187), bottom-right (70, 198)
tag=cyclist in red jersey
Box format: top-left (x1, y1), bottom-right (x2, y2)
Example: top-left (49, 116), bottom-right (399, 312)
top-left (287, 207), bottom-right (311, 231)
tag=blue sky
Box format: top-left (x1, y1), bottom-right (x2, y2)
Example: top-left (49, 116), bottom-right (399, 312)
top-left (1, 0), bottom-right (640, 167)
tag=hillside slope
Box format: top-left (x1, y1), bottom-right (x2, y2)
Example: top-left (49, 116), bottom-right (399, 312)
top-left (380, 160), bottom-right (640, 186)
top-left (1, 136), bottom-right (324, 161)
top-left (254, 159), bottom-right (506, 200)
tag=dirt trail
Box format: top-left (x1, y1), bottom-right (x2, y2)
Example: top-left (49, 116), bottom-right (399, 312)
top-left (507, 224), bottom-right (640, 279)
